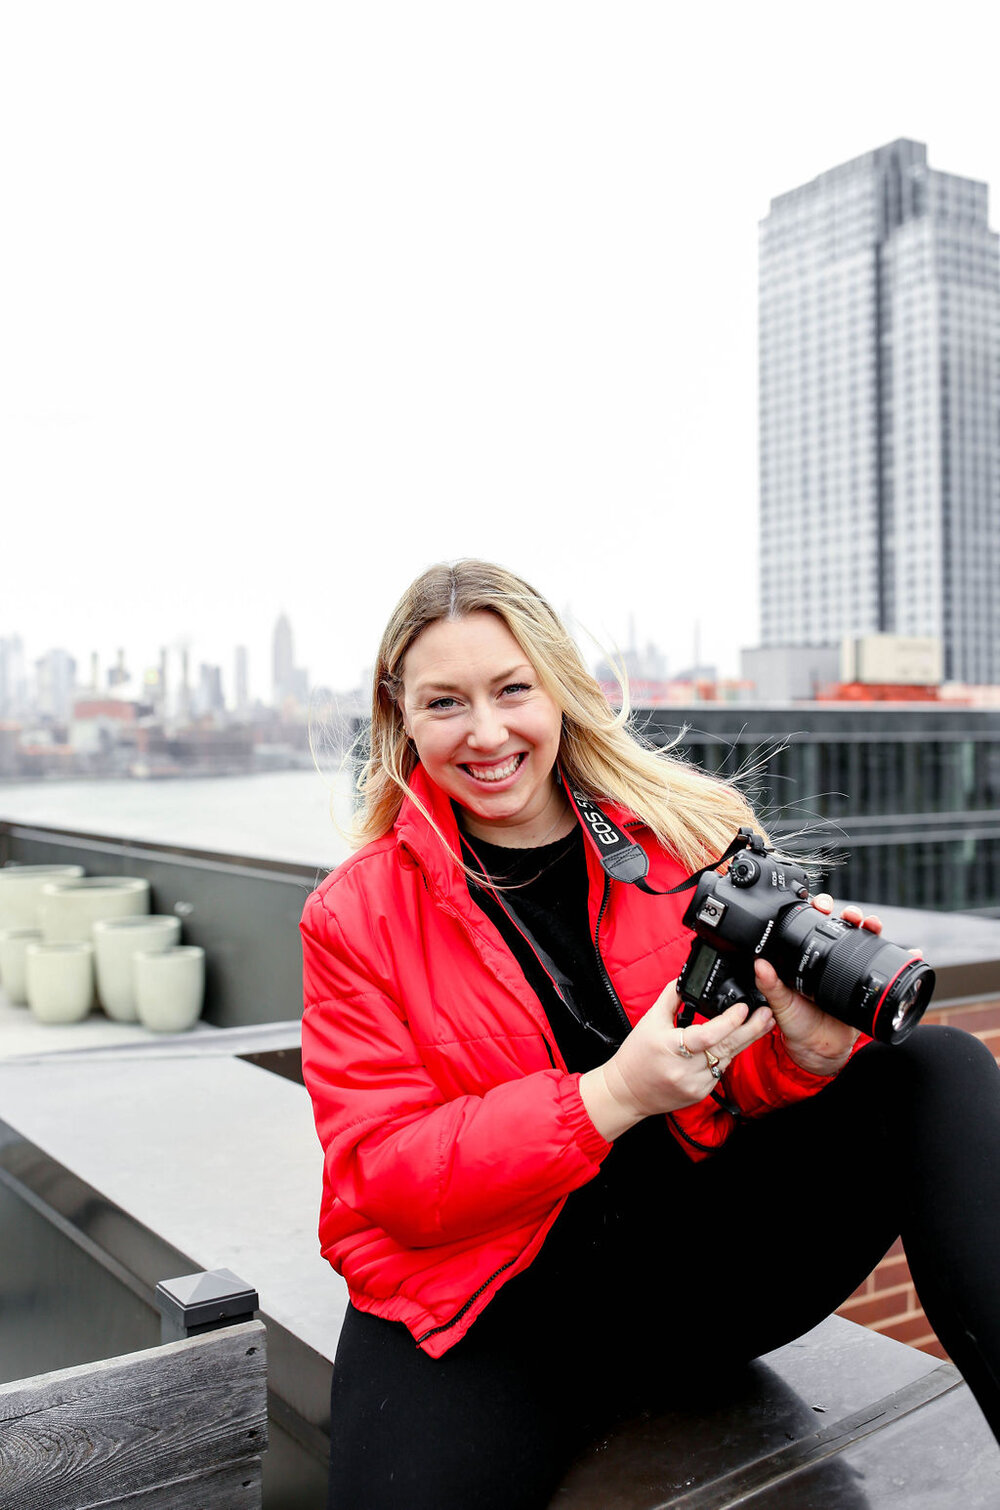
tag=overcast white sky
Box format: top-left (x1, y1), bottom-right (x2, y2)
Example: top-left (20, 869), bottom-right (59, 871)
top-left (3, 1), bottom-right (998, 702)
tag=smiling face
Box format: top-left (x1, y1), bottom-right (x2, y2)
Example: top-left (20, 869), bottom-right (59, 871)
top-left (399, 611), bottom-right (569, 846)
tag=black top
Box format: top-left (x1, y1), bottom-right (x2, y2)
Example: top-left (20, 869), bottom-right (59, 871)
top-left (459, 819), bottom-right (683, 1296)
top-left (460, 826), bottom-right (629, 1073)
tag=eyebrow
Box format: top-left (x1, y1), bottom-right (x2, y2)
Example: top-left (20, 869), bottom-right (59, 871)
top-left (413, 664), bottom-right (534, 696)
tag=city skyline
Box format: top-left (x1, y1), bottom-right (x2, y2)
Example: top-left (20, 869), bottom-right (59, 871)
top-left (5, 4), bottom-right (1000, 697)
top-left (0, 611), bottom-right (317, 722)
top-left (758, 140), bottom-right (999, 682)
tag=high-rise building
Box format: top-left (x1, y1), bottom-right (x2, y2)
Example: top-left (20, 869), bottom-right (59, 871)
top-left (197, 663), bottom-right (226, 718)
top-left (0, 635), bottom-right (27, 718)
top-left (234, 645), bottom-right (249, 713)
top-left (272, 613), bottom-right (308, 710)
top-left (273, 613), bottom-right (295, 706)
top-left (35, 648), bottom-right (77, 721)
top-left (758, 140), bottom-right (1000, 683)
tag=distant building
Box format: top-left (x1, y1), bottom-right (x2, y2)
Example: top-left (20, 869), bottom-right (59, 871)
top-left (155, 648), bottom-right (169, 717)
top-left (177, 646), bottom-right (193, 725)
top-left (840, 634), bottom-right (943, 686)
top-left (273, 614), bottom-right (294, 700)
top-left (757, 139), bottom-right (1000, 684)
top-left (742, 634), bottom-right (944, 702)
top-left (197, 663), bottom-right (226, 718)
top-left (70, 699), bottom-right (138, 764)
top-left (741, 644), bottom-right (841, 702)
top-left (272, 613), bottom-right (308, 710)
top-left (0, 636), bottom-right (28, 718)
top-left (0, 722), bottom-right (19, 776)
top-left (594, 631), bottom-right (669, 687)
top-left (35, 648), bottom-right (77, 721)
top-left (234, 645), bottom-right (249, 714)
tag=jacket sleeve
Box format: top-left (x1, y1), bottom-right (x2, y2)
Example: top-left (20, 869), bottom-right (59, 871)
top-left (724, 1024), bottom-right (869, 1118)
top-left (300, 891), bottom-right (611, 1250)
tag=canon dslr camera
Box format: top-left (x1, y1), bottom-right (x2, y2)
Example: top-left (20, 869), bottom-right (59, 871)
top-left (676, 829), bottom-right (934, 1045)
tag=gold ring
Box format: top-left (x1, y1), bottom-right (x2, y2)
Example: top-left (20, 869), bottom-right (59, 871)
top-left (677, 1032), bottom-right (693, 1059)
top-left (704, 1049), bottom-right (723, 1080)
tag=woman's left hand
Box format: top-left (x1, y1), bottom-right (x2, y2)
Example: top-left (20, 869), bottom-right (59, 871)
top-left (753, 897), bottom-right (884, 1077)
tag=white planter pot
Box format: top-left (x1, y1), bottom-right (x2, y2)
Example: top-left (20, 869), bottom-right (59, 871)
top-left (0, 928), bottom-right (44, 1006)
top-left (93, 915), bottom-right (182, 1021)
top-left (134, 946), bottom-right (205, 1033)
top-left (25, 942), bottom-right (95, 1024)
top-left (39, 878), bottom-right (150, 944)
top-left (0, 865), bottom-right (86, 930)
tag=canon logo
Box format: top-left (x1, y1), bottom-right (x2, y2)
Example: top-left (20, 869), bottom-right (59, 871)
top-left (754, 919), bottom-right (775, 955)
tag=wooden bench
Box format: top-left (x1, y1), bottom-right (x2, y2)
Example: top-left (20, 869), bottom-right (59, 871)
top-left (0, 1318), bottom-right (267, 1510)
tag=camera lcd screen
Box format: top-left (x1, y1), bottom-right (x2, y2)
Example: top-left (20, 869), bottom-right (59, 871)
top-left (686, 942), bottom-right (718, 1001)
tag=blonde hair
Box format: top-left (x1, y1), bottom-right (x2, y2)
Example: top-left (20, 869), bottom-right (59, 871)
top-left (354, 559), bottom-right (762, 871)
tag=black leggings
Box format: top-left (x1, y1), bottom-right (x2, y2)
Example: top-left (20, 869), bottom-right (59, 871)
top-left (327, 1028), bottom-right (1000, 1509)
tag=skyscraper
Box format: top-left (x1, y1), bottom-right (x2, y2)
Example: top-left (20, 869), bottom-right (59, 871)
top-left (234, 645), bottom-right (249, 714)
top-left (758, 140), bottom-right (1000, 683)
top-left (273, 613), bottom-right (294, 705)
top-left (272, 613), bottom-right (308, 709)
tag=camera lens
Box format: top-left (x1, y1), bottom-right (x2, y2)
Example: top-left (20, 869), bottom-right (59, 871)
top-left (772, 906), bottom-right (935, 1045)
top-left (889, 971), bottom-right (932, 1035)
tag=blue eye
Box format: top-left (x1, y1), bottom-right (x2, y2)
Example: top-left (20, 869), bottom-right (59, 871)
top-left (502, 683), bottom-right (530, 696)
top-left (427, 696), bottom-right (458, 711)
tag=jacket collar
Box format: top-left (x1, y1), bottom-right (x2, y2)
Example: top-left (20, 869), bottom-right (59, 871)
top-left (392, 762), bottom-right (645, 901)
top-left (392, 763), bottom-right (470, 902)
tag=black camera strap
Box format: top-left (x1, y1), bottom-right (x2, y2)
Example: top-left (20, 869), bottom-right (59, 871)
top-left (558, 779), bottom-right (765, 1122)
top-left (459, 832), bottom-right (622, 1052)
top-left (560, 772), bottom-right (754, 897)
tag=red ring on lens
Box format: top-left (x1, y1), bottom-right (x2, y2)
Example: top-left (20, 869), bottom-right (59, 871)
top-left (871, 961), bottom-right (924, 1041)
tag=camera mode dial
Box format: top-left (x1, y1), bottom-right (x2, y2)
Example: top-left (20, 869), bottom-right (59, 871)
top-left (729, 857), bottom-right (760, 888)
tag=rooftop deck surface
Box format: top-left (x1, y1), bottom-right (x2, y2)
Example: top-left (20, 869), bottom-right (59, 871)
top-left (0, 990), bottom-right (347, 1363)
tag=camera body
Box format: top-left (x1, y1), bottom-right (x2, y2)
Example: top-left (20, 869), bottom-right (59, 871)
top-left (676, 829), bottom-right (934, 1045)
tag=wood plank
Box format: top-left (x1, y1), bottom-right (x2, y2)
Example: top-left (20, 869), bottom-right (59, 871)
top-left (74, 1460), bottom-right (261, 1509)
top-left (3, 1459), bottom-right (265, 1510)
top-left (0, 1320), bottom-right (266, 1510)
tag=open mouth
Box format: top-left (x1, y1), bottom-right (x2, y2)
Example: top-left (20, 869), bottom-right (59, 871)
top-left (462, 753), bottom-right (526, 783)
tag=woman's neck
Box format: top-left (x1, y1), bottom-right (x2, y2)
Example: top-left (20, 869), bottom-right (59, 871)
top-left (459, 787), bottom-right (575, 849)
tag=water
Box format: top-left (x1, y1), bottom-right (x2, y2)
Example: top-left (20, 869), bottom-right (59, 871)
top-left (0, 770), bottom-right (356, 871)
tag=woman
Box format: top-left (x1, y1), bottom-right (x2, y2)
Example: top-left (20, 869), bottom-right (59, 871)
top-left (301, 560), bottom-right (1000, 1509)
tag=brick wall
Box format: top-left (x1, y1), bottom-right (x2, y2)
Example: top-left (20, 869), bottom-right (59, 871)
top-left (836, 994), bottom-right (1000, 1357)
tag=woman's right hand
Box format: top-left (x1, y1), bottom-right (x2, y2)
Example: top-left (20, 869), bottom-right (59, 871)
top-left (579, 982), bottom-right (775, 1142)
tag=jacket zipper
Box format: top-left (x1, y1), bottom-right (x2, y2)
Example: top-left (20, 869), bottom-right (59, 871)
top-left (593, 871), bottom-right (633, 1039)
top-left (666, 1112), bottom-right (719, 1153)
top-left (410, 817), bottom-right (718, 1342)
top-left (415, 1255), bottom-right (521, 1344)
top-left (399, 840), bottom-right (563, 1344)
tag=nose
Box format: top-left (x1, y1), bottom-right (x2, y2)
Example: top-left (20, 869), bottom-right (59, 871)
top-left (466, 701), bottom-right (508, 751)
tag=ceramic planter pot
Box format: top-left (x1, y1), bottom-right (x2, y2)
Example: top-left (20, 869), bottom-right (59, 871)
top-left (0, 928), bottom-right (44, 1006)
top-left (0, 865), bottom-right (86, 930)
top-left (25, 942), bottom-right (95, 1024)
top-left (134, 946), bottom-right (205, 1033)
top-left (39, 877), bottom-right (151, 944)
top-left (93, 915), bottom-right (182, 1021)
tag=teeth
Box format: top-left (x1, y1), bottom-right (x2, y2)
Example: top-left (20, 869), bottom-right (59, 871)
top-left (466, 755), bottom-right (522, 782)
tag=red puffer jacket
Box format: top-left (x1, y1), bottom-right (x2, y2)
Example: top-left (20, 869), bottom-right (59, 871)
top-left (300, 766), bottom-right (835, 1356)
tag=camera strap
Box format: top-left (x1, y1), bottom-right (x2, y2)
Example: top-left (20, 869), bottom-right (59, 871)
top-left (560, 771), bottom-right (754, 897)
